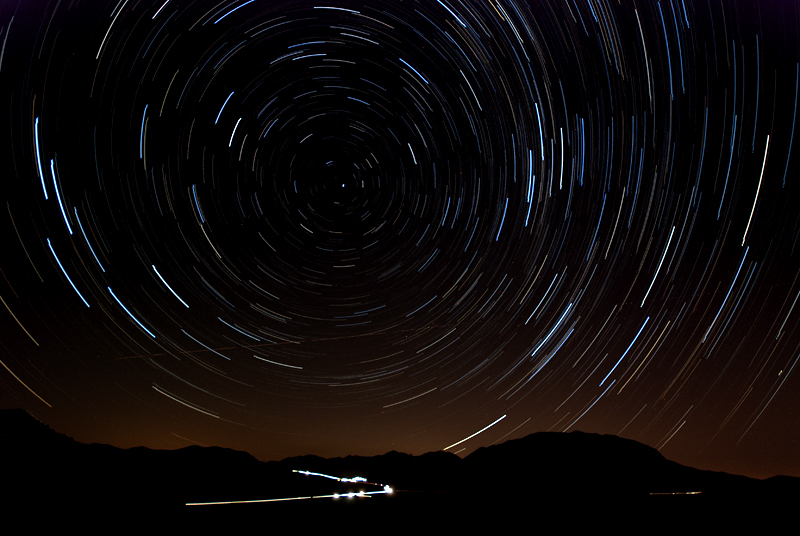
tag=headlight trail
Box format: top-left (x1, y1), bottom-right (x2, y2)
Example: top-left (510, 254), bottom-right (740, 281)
top-left (185, 470), bottom-right (393, 506)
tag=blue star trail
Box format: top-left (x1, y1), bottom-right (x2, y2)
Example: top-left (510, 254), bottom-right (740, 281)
top-left (0, 0), bottom-right (798, 480)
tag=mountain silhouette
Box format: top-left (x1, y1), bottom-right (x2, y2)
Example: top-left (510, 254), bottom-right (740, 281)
top-left (2, 408), bottom-right (796, 529)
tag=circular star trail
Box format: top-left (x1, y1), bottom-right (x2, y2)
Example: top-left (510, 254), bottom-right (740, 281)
top-left (1, 0), bottom-right (798, 478)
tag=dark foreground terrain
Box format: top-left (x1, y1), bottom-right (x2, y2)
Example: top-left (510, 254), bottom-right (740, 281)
top-left (2, 409), bottom-right (796, 530)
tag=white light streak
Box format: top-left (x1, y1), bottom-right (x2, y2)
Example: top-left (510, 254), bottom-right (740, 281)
top-left (50, 160), bottom-right (72, 235)
top-left (742, 135), bottom-right (769, 245)
top-left (152, 265), bottom-right (189, 307)
top-left (399, 58), bottom-right (429, 85)
top-left (254, 355), bottom-right (302, 369)
top-left (152, 0), bottom-right (171, 19)
top-left (641, 225), bottom-right (675, 306)
top-left (229, 117), bottom-right (242, 147)
top-left (108, 286), bottom-right (155, 338)
top-left (187, 470), bottom-right (392, 506)
top-left (96, 0), bottom-right (130, 60)
top-left (383, 387), bottom-right (436, 408)
top-left (47, 238), bottom-right (90, 307)
top-left (444, 414), bottom-right (506, 450)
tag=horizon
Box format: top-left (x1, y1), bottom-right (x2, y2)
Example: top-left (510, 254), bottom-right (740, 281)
top-left (1, 0), bottom-right (799, 483)
top-left (7, 406), bottom-right (792, 483)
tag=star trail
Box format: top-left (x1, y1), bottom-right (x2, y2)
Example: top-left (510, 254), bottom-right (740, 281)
top-left (1, 0), bottom-right (798, 479)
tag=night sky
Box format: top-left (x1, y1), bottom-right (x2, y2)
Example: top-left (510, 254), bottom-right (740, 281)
top-left (1, 0), bottom-right (799, 480)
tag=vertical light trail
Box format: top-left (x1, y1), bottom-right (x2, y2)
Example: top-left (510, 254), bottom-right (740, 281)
top-left (742, 136), bottom-right (769, 245)
top-left (139, 104), bottom-right (147, 158)
top-left (229, 117), bottom-right (241, 147)
top-left (34, 117), bottom-right (47, 199)
top-left (641, 225), bottom-right (675, 306)
top-left (50, 160), bottom-right (72, 235)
